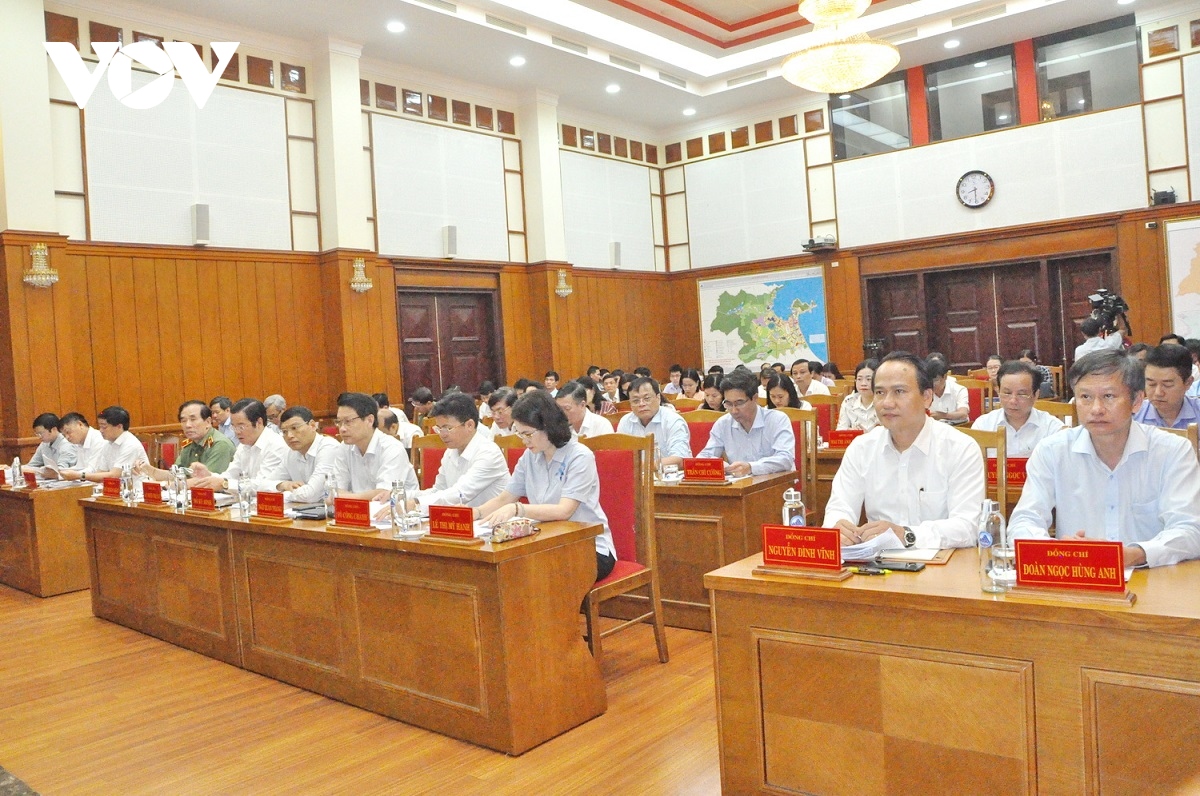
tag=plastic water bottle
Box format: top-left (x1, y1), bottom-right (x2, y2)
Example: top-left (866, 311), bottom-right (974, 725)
top-left (325, 484), bottom-right (338, 524)
top-left (782, 481), bottom-right (805, 526)
top-left (978, 499), bottom-right (1009, 593)
top-left (11, 457), bottom-right (21, 489)
top-left (172, 466), bottom-right (189, 512)
top-left (390, 480), bottom-right (408, 537)
top-left (654, 445), bottom-right (663, 480)
top-left (120, 464), bottom-right (135, 504)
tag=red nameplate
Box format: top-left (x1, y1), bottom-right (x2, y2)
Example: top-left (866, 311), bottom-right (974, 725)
top-left (190, 487), bottom-right (217, 512)
top-left (1014, 539), bottom-right (1125, 593)
top-left (142, 481), bottom-right (163, 504)
top-left (682, 458), bottom-right (726, 482)
top-left (0, 469), bottom-right (7, 486)
top-left (102, 477), bottom-right (121, 498)
top-left (23, 472), bottom-right (38, 490)
top-left (429, 505), bottom-right (475, 539)
top-left (762, 524), bottom-right (842, 571)
top-left (257, 490), bottom-right (285, 519)
top-left (827, 430), bottom-right (864, 449)
top-left (986, 458), bottom-right (1029, 487)
top-left (334, 497), bottom-right (372, 528)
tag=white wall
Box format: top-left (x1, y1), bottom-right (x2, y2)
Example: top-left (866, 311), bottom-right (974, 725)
top-left (835, 105), bottom-right (1147, 248)
top-left (559, 151), bottom-right (655, 271)
top-left (1185, 54), bottom-right (1200, 202)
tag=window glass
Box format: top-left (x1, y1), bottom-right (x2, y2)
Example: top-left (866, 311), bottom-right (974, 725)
top-left (831, 73), bottom-right (910, 160)
top-left (926, 46), bottom-right (1016, 141)
top-left (1035, 15), bottom-right (1138, 120)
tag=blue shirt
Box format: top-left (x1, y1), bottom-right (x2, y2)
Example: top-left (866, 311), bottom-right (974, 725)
top-left (698, 405), bottom-right (795, 475)
top-left (507, 440), bottom-right (614, 558)
top-left (617, 405), bottom-right (691, 459)
top-left (1133, 395), bottom-right (1200, 430)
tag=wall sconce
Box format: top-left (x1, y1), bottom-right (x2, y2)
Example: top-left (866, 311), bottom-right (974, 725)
top-left (23, 243), bottom-right (59, 289)
top-left (554, 268), bottom-right (573, 299)
top-left (349, 257), bottom-right (374, 293)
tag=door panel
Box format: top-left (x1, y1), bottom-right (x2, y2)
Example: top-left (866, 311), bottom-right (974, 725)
top-left (927, 270), bottom-right (994, 370)
top-left (398, 294), bottom-right (441, 395)
top-left (397, 291), bottom-right (499, 397)
top-left (1056, 254), bottom-right (1116, 365)
top-left (867, 275), bottom-right (926, 356)
top-left (995, 263), bottom-right (1047, 358)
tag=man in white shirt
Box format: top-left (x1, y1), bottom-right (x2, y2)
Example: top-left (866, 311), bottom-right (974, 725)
top-left (22, 413), bottom-right (77, 475)
top-left (1010, 350), bottom-right (1200, 568)
top-left (823, 353), bottom-right (985, 549)
top-left (58, 413), bottom-right (106, 480)
top-left (273, 406), bottom-right (341, 503)
top-left (1073, 317), bottom-right (1123, 362)
top-left (662, 364), bottom-right (683, 395)
top-left (618, 377), bottom-right (692, 466)
top-left (556, 381), bottom-right (614, 439)
top-left (263, 394), bottom-right (287, 433)
top-left (209, 396), bottom-right (236, 444)
top-left (86, 406), bottom-right (150, 481)
top-left (487, 388), bottom-right (519, 437)
top-left (192, 398), bottom-right (289, 493)
top-left (379, 407), bottom-right (424, 449)
top-left (332, 391), bottom-right (418, 501)
top-left (699, 370), bottom-right (795, 476)
top-left (790, 359), bottom-right (831, 397)
top-left (926, 358), bottom-right (969, 424)
top-left (544, 370), bottom-right (560, 398)
top-left (412, 392), bottom-right (508, 509)
top-left (600, 373), bottom-right (622, 404)
top-left (971, 361), bottom-right (1064, 456)
top-left (1132, 344), bottom-right (1200, 430)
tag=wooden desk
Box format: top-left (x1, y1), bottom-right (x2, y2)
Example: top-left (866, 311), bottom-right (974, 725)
top-left (705, 553), bottom-right (1200, 795)
top-left (82, 501), bottom-right (605, 755)
top-left (0, 484), bottom-right (94, 596)
top-left (606, 472), bottom-right (794, 632)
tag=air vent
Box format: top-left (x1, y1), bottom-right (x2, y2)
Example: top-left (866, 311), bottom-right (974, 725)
top-left (609, 54), bottom-right (642, 72)
top-left (413, 0), bottom-right (456, 12)
top-left (658, 71), bottom-right (687, 89)
top-left (952, 5), bottom-right (1006, 27)
top-left (884, 28), bottom-right (919, 44)
top-left (551, 36), bottom-right (588, 55)
top-left (485, 14), bottom-right (527, 35)
top-left (727, 70), bottom-right (768, 88)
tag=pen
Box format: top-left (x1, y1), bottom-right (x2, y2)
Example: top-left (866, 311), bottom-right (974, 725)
top-left (849, 566), bottom-right (888, 576)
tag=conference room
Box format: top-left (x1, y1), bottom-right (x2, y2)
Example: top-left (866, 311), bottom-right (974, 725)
top-left (2, 0), bottom-right (1200, 792)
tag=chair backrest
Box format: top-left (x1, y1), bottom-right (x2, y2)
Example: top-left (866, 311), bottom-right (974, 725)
top-left (608, 411), bottom-right (631, 430)
top-left (581, 433), bottom-right (654, 566)
top-left (158, 435), bottom-right (180, 468)
top-left (955, 426), bottom-right (1006, 516)
top-left (1045, 366), bottom-right (1064, 399)
top-left (683, 409), bottom-right (725, 422)
top-left (672, 397), bottom-right (704, 412)
top-left (756, 395), bottom-right (768, 407)
top-left (1034, 400), bottom-right (1076, 427)
top-left (321, 425), bottom-right (339, 438)
top-left (958, 378), bottom-right (992, 422)
top-left (614, 400), bottom-right (631, 413)
top-left (804, 394), bottom-right (841, 437)
top-left (966, 368), bottom-right (988, 380)
top-left (1162, 423), bottom-right (1200, 463)
top-left (410, 434), bottom-right (447, 489)
top-left (685, 421), bottom-right (714, 456)
top-left (492, 434), bottom-right (527, 473)
top-left (774, 407), bottom-right (817, 508)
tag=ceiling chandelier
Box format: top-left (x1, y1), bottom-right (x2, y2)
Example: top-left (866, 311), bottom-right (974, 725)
top-left (782, 2), bottom-right (900, 95)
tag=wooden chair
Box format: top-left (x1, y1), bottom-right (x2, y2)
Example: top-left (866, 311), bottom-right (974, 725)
top-left (410, 434), bottom-right (447, 489)
top-left (1162, 423), bottom-right (1200, 463)
top-left (955, 426), bottom-right (1007, 517)
top-left (755, 395), bottom-right (768, 407)
top-left (671, 397), bottom-right (703, 412)
top-left (967, 368), bottom-right (989, 380)
top-left (1045, 366), bottom-right (1064, 399)
top-left (614, 400), bottom-right (631, 413)
top-left (683, 409), bottom-right (724, 422)
top-left (580, 433), bottom-right (668, 669)
top-left (958, 378), bottom-right (993, 422)
top-left (158, 434), bottom-right (181, 468)
top-left (773, 407), bottom-right (817, 512)
top-left (1035, 400), bottom-right (1076, 427)
top-left (803, 394), bottom-right (842, 438)
top-left (493, 433), bottom-right (527, 472)
top-left (607, 411), bottom-right (631, 430)
top-left (683, 409), bottom-right (724, 456)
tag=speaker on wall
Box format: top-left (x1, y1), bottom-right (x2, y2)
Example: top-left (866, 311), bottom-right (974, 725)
top-left (191, 203), bottom-right (210, 246)
top-left (443, 225), bottom-right (458, 259)
top-left (610, 241), bottom-right (621, 268)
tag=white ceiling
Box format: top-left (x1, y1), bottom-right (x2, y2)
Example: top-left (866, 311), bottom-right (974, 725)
top-left (76, 0), bottom-right (1185, 134)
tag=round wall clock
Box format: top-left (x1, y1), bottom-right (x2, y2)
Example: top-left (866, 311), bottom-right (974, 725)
top-left (956, 170), bottom-right (995, 208)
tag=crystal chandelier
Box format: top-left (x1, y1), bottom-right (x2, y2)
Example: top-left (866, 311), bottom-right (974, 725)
top-left (23, 243), bottom-right (59, 289)
top-left (782, 0), bottom-right (899, 95)
top-left (798, 0), bottom-right (871, 26)
top-left (349, 257), bottom-right (374, 293)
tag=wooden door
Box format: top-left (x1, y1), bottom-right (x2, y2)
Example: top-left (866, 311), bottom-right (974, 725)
top-left (397, 291), bottom-right (499, 397)
top-left (926, 269), bottom-right (995, 371)
top-left (995, 262), bottom-right (1052, 359)
top-left (1054, 253), bottom-right (1115, 366)
top-left (866, 274), bottom-right (927, 356)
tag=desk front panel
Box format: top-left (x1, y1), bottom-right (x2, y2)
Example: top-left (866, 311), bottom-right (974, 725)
top-left (0, 486), bottom-right (98, 596)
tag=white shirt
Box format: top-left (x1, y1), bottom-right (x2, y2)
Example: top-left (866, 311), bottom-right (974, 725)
top-left (970, 407), bottom-right (1064, 457)
top-left (699, 406), bottom-right (795, 475)
top-left (822, 417), bottom-right (986, 549)
top-left (492, 424), bottom-right (516, 438)
top-left (1009, 424), bottom-right (1200, 568)
top-left (334, 429), bottom-right (418, 494)
top-left (618, 405), bottom-right (692, 459)
top-left (930, 382), bottom-right (969, 416)
top-left (662, 382), bottom-right (681, 395)
top-left (575, 410), bottom-right (614, 439)
top-left (478, 402), bottom-right (492, 419)
top-left (801, 380), bottom-right (831, 396)
top-left (837, 393), bottom-right (879, 432)
top-left (225, 427), bottom-right (289, 492)
top-left (1073, 330), bottom-right (1123, 362)
top-left (416, 432), bottom-right (509, 508)
top-left (94, 430), bottom-right (149, 473)
top-left (74, 428), bottom-right (107, 473)
top-left (278, 433), bottom-right (341, 503)
top-left (393, 415), bottom-right (424, 448)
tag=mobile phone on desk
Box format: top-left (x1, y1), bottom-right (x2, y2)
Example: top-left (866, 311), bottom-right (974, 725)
top-left (874, 560), bottom-right (926, 572)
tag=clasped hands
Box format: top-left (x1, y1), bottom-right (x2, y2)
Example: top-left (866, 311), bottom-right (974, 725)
top-left (835, 519), bottom-right (903, 546)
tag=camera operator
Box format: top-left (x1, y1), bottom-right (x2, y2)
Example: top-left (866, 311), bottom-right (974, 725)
top-left (1073, 289), bottom-right (1129, 362)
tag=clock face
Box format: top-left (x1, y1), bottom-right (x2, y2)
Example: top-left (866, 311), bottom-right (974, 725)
top-left (956, 170), bottom-right (994, 208)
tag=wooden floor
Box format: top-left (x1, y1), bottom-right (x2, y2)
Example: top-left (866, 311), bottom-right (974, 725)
top-left (0, 585), bottom-right (720, 795)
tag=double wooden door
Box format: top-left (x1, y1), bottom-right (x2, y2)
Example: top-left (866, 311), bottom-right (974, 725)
top-left (865, 253), bottom-right (1113, 369)
top-left (397, 291), bottom-right (500, 397)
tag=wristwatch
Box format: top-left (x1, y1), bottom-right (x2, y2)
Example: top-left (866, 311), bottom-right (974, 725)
top-left (902, 526), bottom-right (917, 548)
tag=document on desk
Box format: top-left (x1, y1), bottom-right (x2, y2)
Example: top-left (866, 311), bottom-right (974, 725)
top-left (878, 548), bottom-right (942, 562)
top-left (841, 529), bottom-right (902, 562)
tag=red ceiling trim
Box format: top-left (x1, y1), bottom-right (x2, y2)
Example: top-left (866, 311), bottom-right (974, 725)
top-left (654, 0), bottom-right (795, 32)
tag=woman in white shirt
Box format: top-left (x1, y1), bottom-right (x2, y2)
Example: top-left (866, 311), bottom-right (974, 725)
top-left (837, 359), bottom-right (880, 431)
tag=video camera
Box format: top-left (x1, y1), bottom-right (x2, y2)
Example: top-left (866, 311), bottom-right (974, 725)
top-left (1087, 288), bottom-right (1130, 336)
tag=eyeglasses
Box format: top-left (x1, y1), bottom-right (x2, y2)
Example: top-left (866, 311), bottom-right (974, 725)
top-left (514, 428), bottom-right (538, 440)
top-left (998, 391), bottom-right (1034, 400)
top-left (723, 398), bottom-right (753, 410)
top-left (434, 422), bottom-right (466, 434)
top-left (629, 395), bottom-right (656, 406)
top-left (334, 416), bottom-right (362, 428)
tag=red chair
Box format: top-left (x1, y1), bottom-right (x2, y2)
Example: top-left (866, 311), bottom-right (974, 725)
top-left (683, 409), bottom-right (723, 456)
top-left (161, 441), bottom-right (178, 468)
top-left (580, 434), bottom-right (668, 668)
top-left (494, 434), bottom-right (526, 473)
top-left (965, 387), bottom-right (984, 422)
top-left (804, 395), bottom-right (841, 439)
top-left (410, 435), bottom-right (447, 489)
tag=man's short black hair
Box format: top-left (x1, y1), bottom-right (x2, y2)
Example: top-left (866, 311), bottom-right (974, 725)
top-left (378, 408), bottom-right (399, 431)
top-left (924, 357), bottom-right (950, 381)
top-left (628, 376), bottom-right (661, 396)
top-left (280, 406), bottom-right (314, 424)
top-left (878, 352), bottom-right (934, 393)
top-left (633, 366), bottom-right (652, 378)
top-left (98, 406), bottom-right (131, 431)
top-left (544, 370), bottom-right (559, 381)
top-left (32, 413), bottom-right (61, 432)
top-left (337, 392), bottom-right (379, 428)
top-left (488, 387), bottom-right (519, 409)
top-left (210, 396), bottom-right (232, 411)
top-left (61, 412), bottom-right (88, 427)
top-left (1160, 333), bottom-right (1187, 346)
top-left (477, 381), bottom-right (496, 396)
top-left (996, 360), bottom-right (1043, 392)
top-left (586, 365), bottom-right (601, 376)
top-left (556, 380), bottom-right (589, 404)
top-left (1080, 318), bottom-right (1103, 337)
top-left (718, 370), bottom-right (759, 397)
top-left (668, 363), bottom-right (682, 374)
top-left (707, 365), bottom-right (724, 375)
top-left (431, 392), bottom-right (480, 426)
top-left (231, 398), bottom-right (267, 427)
top-left (790, 359), bottom-right (809, 370)
top-left (1069, 350), bottom-right (1143, 395)
top-left (178, 400), bottom-right (212, 421)
top-left (371, 393), bottom-right (389, 408)
top-left (512, 390), bottom-right (572, 447)
top-left (512, 378), bottom-right (533, 392)
top-left (1144, 344), bottom-right (1194, 382)
top-left (410, 387), bottom-right (435, 405)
